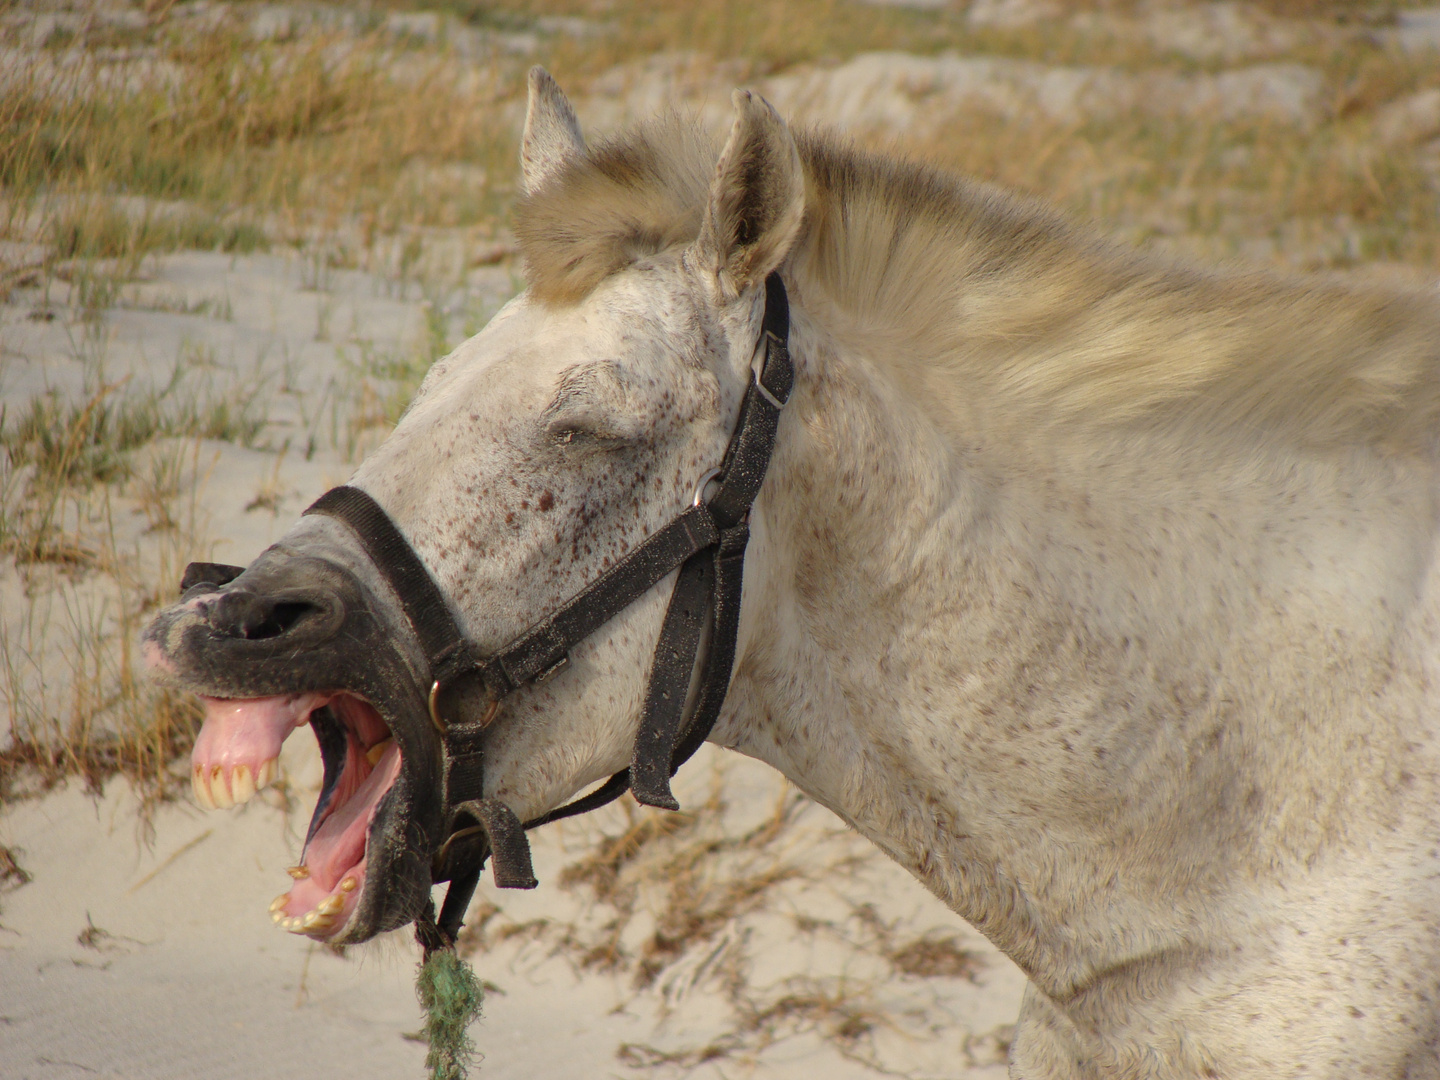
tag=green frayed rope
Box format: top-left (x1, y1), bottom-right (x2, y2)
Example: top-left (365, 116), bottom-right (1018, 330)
top-left (417, 945), bottom-right (485, 1080)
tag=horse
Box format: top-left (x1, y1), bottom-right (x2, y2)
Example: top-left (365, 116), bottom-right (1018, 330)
top-left (144, 67), bottom-right (1440, 1077)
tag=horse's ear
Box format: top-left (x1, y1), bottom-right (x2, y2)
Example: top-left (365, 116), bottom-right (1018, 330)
top-left (694, 90), bottom-right (804, 298)
top-left (521, 67), bottom-right (585, 195)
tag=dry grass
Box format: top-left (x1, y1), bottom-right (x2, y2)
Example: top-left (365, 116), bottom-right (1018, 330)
top-left (551, 782), bottom-right (811, 988)
top-left (0, 317), bottom-right (262, 814)
top-left (415, 0), bottom-right (1389, 74)
top-left (6, 0), bottom-right (1439, 281)
top-left (0, 842), bottom-right (32, 891)
top-left (0, 357), bottom-right (265, 564)
top-left (2, 22), bottom-right (517, 239)
top-left (888, 108), bottom-right (1440, 271)
top-left (490, 0), bottom-right (977, 75)
top-left (0, 424), bottom-right (211, 816)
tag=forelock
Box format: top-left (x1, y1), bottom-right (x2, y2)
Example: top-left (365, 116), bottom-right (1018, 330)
top-left (514, 117), bottom-right (717, 305)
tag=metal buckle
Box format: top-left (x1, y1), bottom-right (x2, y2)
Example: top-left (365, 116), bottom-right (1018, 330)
top-left (535, 654), bottom-right (570, 685)
top-left (754, 337), bottom-right (787, 411)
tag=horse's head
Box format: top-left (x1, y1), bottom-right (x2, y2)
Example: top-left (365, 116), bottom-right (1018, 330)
top-left (142, 70), bottom-right (806, 944)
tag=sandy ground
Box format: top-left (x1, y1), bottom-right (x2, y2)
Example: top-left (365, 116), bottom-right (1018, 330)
top-left (0, 746), bottom-right (1026, 1080)
top-left (0, 246), bottom-right (1026, 1079)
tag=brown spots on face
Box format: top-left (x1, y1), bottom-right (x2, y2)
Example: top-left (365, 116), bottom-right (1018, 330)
top-left (539, 491), bottom-right (554, 512)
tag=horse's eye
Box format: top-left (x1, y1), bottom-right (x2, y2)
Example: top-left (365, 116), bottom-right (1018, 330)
top-left (543, 415), bottom-right (641, 451)
top-left (542, 362), bottom-right (647, 450)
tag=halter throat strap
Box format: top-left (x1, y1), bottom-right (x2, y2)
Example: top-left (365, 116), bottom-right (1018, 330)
top-left (297, 273), bottom-right (792, 943)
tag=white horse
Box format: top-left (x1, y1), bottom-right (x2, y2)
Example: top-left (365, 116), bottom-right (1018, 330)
top-left (145, 68), bottom-right (1440, 1077)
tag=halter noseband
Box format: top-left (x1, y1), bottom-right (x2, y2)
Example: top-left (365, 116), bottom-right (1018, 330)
top-left (284, 273), bottom-right (792, 943)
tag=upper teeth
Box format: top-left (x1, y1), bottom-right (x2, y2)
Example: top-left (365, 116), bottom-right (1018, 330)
top-left (193, 757), bottom-right (278, 810)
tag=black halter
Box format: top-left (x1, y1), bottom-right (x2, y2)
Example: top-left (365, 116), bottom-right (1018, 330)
top-left (277, 274), bottom-right (791, 943)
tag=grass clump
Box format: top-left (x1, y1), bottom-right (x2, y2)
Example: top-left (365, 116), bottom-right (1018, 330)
top-left (0, 341), bottom-right (268, 812)
top-left (1, 367), bottom-right (265, 506)
top-left (0, 423), bottom-right (211, 816)
top-left (0, 686), bottom-right (204, 811)
top-left (49, 202), bottom-right (268, 266)
top-left (1, 19), bottom-right (519, 247)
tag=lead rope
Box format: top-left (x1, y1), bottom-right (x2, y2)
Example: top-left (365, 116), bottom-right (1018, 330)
top-left (415, 902), bottom-right (485, 1080)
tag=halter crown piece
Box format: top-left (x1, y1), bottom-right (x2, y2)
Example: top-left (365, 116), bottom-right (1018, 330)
top-left (190, 274), bottom-right (793, 946)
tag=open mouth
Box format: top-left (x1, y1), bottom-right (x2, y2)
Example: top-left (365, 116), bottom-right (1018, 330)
top-left (191, 691), bottom-right (401, 940)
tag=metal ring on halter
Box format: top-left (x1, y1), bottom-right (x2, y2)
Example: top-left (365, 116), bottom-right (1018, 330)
top-left (428, 682), bottom-right (500, 734)
top-left (427, 680), bottom-right (448, 734)
top-left (692, 467), bottom-right (723, 507)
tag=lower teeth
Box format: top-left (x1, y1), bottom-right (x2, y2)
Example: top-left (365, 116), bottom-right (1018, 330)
top-left (275, 892), bottom-right (347, 933)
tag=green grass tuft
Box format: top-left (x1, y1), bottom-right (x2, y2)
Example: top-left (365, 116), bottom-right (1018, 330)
top-left (417, 947), bottom-right (485, 1080)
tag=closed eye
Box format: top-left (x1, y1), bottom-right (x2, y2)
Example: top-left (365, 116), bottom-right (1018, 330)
top-left (544, 417), bottom-right (640, 450)
top-left (542, 361), bottom-right (646, 450)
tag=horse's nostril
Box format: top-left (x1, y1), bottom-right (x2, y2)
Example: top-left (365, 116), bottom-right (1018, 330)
top-left (252, 601), bottom-right (315, 639)
top-left (208, 590), bottom-right (322, 641)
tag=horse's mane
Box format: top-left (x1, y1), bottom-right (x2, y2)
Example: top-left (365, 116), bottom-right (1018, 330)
top-left (516, 116), bottom-right (1440, 450)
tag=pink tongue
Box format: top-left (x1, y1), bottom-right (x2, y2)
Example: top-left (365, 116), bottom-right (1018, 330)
top-left (193, 693), bottom-right (330, 775)
top-left (283, 741), bottom-right (402, 918)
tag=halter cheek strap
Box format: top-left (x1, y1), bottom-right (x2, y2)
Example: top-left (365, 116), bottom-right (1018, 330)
top-left (190, 273), bottom-right (793, 947)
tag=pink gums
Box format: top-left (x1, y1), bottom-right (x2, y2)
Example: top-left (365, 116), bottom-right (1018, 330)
top-left (192, 693), bottom-right (330, 797)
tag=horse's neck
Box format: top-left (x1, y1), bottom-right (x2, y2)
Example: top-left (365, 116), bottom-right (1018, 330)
top-left (723, 300), bottom-right (1440, 999)
top-left (727, 313), bottom-right (1112, 977)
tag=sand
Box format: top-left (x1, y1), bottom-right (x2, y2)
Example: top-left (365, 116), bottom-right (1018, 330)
top-left (0, 745), bottom-right (1026, 1080)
